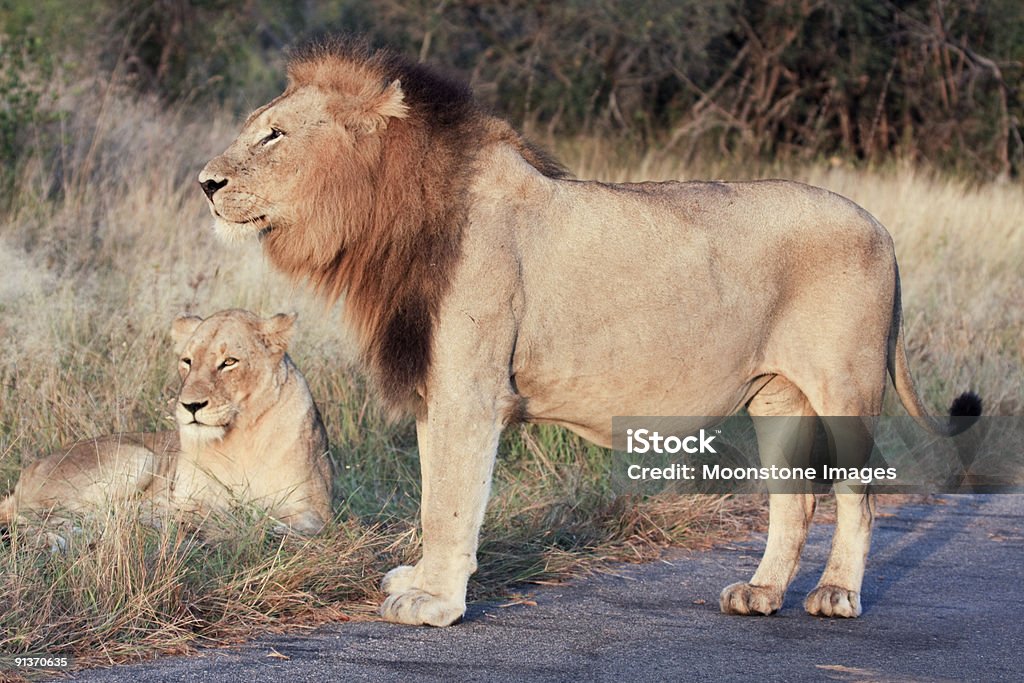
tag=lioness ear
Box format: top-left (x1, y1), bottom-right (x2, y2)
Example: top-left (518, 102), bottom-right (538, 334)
top-left (342, 79), bottom-right (408, 135)
top-left (261, 312), bottom-right (297, 355)
top-left (171, 315), bottom-right (203, 354)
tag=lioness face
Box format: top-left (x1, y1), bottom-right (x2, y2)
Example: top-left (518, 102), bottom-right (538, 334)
top-left (171, 310), bottom-right (295, 443)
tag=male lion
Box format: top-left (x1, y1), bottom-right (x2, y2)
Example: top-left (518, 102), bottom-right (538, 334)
top-left (0, 310), bottom-right (333, 537)
top-left (198, 39), bottom-right (980, 626)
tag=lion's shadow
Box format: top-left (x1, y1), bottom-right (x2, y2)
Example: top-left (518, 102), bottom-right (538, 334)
top-left (786, 497), bottom-right (964, 615)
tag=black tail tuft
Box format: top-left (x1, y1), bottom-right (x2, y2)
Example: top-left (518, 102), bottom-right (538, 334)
top-left (948, 391), bottom-right (982, 435)
top-left (950, 391), bottom-right (983, 417)
top-left (0, 524), bottom-right (9, 549)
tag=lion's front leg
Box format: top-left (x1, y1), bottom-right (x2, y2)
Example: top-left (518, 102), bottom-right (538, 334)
top-left (380, 404), bottom-right (502, 626)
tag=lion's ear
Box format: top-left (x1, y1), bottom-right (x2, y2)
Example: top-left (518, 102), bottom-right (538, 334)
top-left (171, 315), bottom-right (203, 354)
top-left (342, 79), bottom-right (408, 135)
top-left (261, 312), bottom-right (297, 355)
top-left (372, 79), bottom-right (408, 121)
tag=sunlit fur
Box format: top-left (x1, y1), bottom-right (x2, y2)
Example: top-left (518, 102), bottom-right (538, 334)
top-left (0, 310), bottom-right (334, 537)
top-left (201, 38), bottom-right (981, 627)
top-left (200, 38), bottom-right (565, 415)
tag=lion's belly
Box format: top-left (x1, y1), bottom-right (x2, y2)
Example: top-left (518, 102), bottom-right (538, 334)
top-left (524, 391), bottom-right (754, 449)
top-left (513, 312), bottom-right (769, 448)
top-left (511, 230), bottom-right (775, 446)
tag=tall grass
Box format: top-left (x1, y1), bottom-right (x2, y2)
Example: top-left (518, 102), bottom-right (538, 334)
top-left (0, 73), bottom-right (1020, 669)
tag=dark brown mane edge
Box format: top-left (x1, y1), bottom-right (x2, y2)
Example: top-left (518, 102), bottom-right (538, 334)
top-left (267, 36), bottom-right (566, 416)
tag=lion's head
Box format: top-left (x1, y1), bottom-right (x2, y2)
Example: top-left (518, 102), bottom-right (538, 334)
top-left (199, 38), bottom-right (565, 414)
top-left (171, 309), bottom-right (296, 443)
top-left (198, 56), bottom-right (409, 255)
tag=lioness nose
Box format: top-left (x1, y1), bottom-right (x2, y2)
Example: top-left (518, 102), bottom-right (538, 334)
top-left (200, 177), bottom-right (228, 200)
top-left (182, 401), bottom-right (208, 416)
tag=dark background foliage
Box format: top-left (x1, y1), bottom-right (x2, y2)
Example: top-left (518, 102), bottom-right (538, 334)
top-left (2, 0), bottom-right (1022, 179)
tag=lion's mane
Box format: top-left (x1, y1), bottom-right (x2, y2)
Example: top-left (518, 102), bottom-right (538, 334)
top-left (262, 38), bottom-right (565, 413)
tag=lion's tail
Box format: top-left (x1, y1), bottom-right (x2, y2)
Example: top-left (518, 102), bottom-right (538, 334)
top-left (888, 268), bottom-right (982, 436)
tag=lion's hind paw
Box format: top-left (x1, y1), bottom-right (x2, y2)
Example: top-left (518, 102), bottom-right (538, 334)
top-left (804, 585), bottom-right (862, 617)
top-left (719, 582), bottom-right (784, 615)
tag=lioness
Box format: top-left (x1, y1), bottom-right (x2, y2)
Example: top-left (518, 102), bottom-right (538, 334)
top-left (198, 39), bottom-right (980, 625)
top-left (0, 310), bottom-right (333, 536)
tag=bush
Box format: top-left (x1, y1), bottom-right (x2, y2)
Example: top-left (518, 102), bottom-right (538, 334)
top-left (2, 0), bottom-right (1022, 179)
top-left (0, 32), bottom-right (57, 200)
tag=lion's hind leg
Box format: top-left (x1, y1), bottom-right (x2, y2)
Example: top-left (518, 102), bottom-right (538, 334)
top-left (803, 415), bottom-right (875, 618)
top-left (721, 376), bottom-right (817, 616)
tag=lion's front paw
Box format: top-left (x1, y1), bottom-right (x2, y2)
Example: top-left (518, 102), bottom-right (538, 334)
top-left (804, 585), bottom-right (862, 618)
top-left (381, 565), bottom-right (418, 595)
top-left (719, 582), bottom-right (784, 615)
top-left (380, 588), bottom-right (465, 626)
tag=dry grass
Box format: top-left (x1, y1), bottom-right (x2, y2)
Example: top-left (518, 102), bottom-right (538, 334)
top-left (0, 75), bottom-right (1020, 672)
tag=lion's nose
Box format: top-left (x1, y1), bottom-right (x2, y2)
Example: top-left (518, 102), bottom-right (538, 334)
top-left (200, 177), bottom-right (227, 200)
top-left (182, 400), bottom-right (208, 416)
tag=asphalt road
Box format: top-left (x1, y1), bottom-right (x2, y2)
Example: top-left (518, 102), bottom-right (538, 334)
top-left (63, 494), bottom-right (1023, 682)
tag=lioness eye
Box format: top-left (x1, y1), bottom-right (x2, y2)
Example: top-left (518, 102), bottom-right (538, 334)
top-left (219, 358), bottom-right (238, 370)
top-left (260, 128), bottom-right (283, 146)
top-left (180, 358), bottom-right (191, 367)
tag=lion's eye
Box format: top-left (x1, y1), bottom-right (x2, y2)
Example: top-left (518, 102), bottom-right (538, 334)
top-left (219, 358), bottom-right (238, 370)
top-left (259, 128), bottom-right (283, 146)
top-left (180, 358), bottom-right (191, 367)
